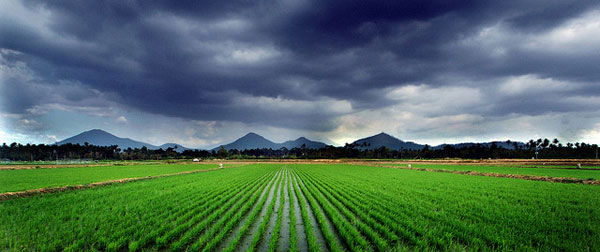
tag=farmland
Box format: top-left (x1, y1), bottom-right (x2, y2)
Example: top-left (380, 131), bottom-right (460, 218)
top-left (383, 163), bottom-right (600, 180)
top-left (0, 163), bottom-right (227, 193)
top-left (1, 163), bottom-right (598, 251)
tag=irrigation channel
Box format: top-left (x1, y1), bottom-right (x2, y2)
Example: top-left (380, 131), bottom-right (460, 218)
top-left (1, 164), bottom-right (598, 251)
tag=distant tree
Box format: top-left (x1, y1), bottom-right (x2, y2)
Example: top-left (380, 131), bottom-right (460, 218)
top-left (217, 146), bottom-right (229, 158)
top-left (542, 138), bottom-right (550, 149)
top-left (551, 138), bottom-right (559, 148)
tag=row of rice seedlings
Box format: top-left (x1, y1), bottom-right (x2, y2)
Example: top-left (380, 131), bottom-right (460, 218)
top-left (91, 171), bottom-right (259, 250)
top-left (169, 172), bottom-right (273, 251)
top-left (154, 172), bottom-right (270, 249)
top-left (0, 165), bottom-right (278, 251)
top-left (290, 169), bottom-right (320, 252)
top-left (347, 167), bottom-right (521, 238)
top-left (247, 170), bottom-right (284, 251)
top-left (329, 172), bottom-right (494, 249)
top-left (105, 190), bottom-right (207, 251)
top-left (191, 170), bottom-right (275, 252)
top-left (89, 172), bottom-right (232, 249)
top-left (291, 171), bottom-right (345, 252)
top-left (267, 169), bottom-right (287, 251)
top-left (43, 172), bottom-right (245, 252)
top-left (309, 168), bottom-right (457, 250)
top-left (293, 170), bottom-right (371, 251)
top-left (128, 171), bottom-right (273, 251)
top-left (304, 171), bottom-right (416, 247)
top-left (220, 170), bottom-right (282, 252)
top-left (303, 166), bottom-right (510, 250)
top-left (297, 170), bottom-right (394, 251)
top-left (287, 169), bottom-right (299, 252)
top-left (114, 171), bottom-right (267, 251)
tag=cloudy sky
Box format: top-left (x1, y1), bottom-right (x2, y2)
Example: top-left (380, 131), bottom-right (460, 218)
top-left (1, 0), bottom-right (600, 148)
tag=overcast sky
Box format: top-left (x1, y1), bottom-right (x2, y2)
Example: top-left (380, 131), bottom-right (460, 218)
top-left (1, 0), bottom-right (600, 148)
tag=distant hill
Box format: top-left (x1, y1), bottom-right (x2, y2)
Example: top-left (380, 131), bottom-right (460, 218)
top-left (215, 133), bottom-right (328, 150)
top-left (59, 129), bottom-right (524, 153)
top-left (57, 129), bottom-right (191, 152)
top-left (216, 133), bottom-right (280, 150)
top-left (158, 143), bottom-right (191, 152)
top-left (352, 132), bottom-right (425, 150)
top-left (281, 137), bottom-right (327, 149)
top-left (57, 129), bottom-right (158, 150)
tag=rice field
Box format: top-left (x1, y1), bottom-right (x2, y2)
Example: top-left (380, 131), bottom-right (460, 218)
top-left (1, 163), bottom-right (598, 251)
top-left (386, 163), bottom-right (600, 180)
top-left (0, 163), bottom-right (221, 193)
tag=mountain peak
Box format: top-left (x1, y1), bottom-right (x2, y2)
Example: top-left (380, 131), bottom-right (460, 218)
top-left (216, 133), bottom-right (327, 150)
top-left (243, 132), bottom-right (263, 138)
top-left (217, 132), bottom-right (277, 150)
top-left (83, 129), bottom-right (112, 135)
top-left (373, 132), bottom-right (394, 138)
top-left (352, 132), bottom-right (424, 150)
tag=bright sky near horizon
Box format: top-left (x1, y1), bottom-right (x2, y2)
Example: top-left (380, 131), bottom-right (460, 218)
top-left (1, 0), bottom-right (600, 148)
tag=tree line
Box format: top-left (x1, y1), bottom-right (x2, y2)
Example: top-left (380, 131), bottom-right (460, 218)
top-left (1, 138), bottom-right (598, 161)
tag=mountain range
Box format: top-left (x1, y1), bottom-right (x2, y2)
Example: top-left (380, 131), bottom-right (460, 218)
top-left (56, 129), bottom-right (191, 152)
top-left (57, 129), bottom-right (523, 151)
top-left (351, 132), bottom-right (523, 150)
top-left (215, 133), bottom-right (327, 151)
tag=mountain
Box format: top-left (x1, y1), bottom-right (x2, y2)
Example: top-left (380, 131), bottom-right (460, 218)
top-left (352, 132), bottom-right (425, 150)
top-left (281, 137), bottom-right (327, 149)
top-left (59, 130), bottom-right (523, 153)
top-left (216, 132), bottom-right (280, 150)
top-left (57, 129), bottom-right (158, 150)
top-left (215, 133), bottom-right (327, 150)
top-left (158, 143), bottom-right (192, 152)
top-left (57, 129), bottom-right (192, 152)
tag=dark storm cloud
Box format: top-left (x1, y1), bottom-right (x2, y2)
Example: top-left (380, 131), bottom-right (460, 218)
top-left (1, 0), bottom-right (600, 132)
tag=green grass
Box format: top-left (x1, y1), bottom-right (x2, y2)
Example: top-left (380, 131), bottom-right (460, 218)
top-left (1, 163), bottom-right (598, 251)
top-left (0, 163), bottom-right (223, 193)
top-left (387, 163), bottom-right (600, 180)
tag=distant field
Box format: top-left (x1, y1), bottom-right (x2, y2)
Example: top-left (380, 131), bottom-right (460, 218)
top-left (0, 163), bottom-right (221, 193)
top-left (1, 163), bottom-right (597, 251)
top-left (385, 163), bottom-right (600, 180)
